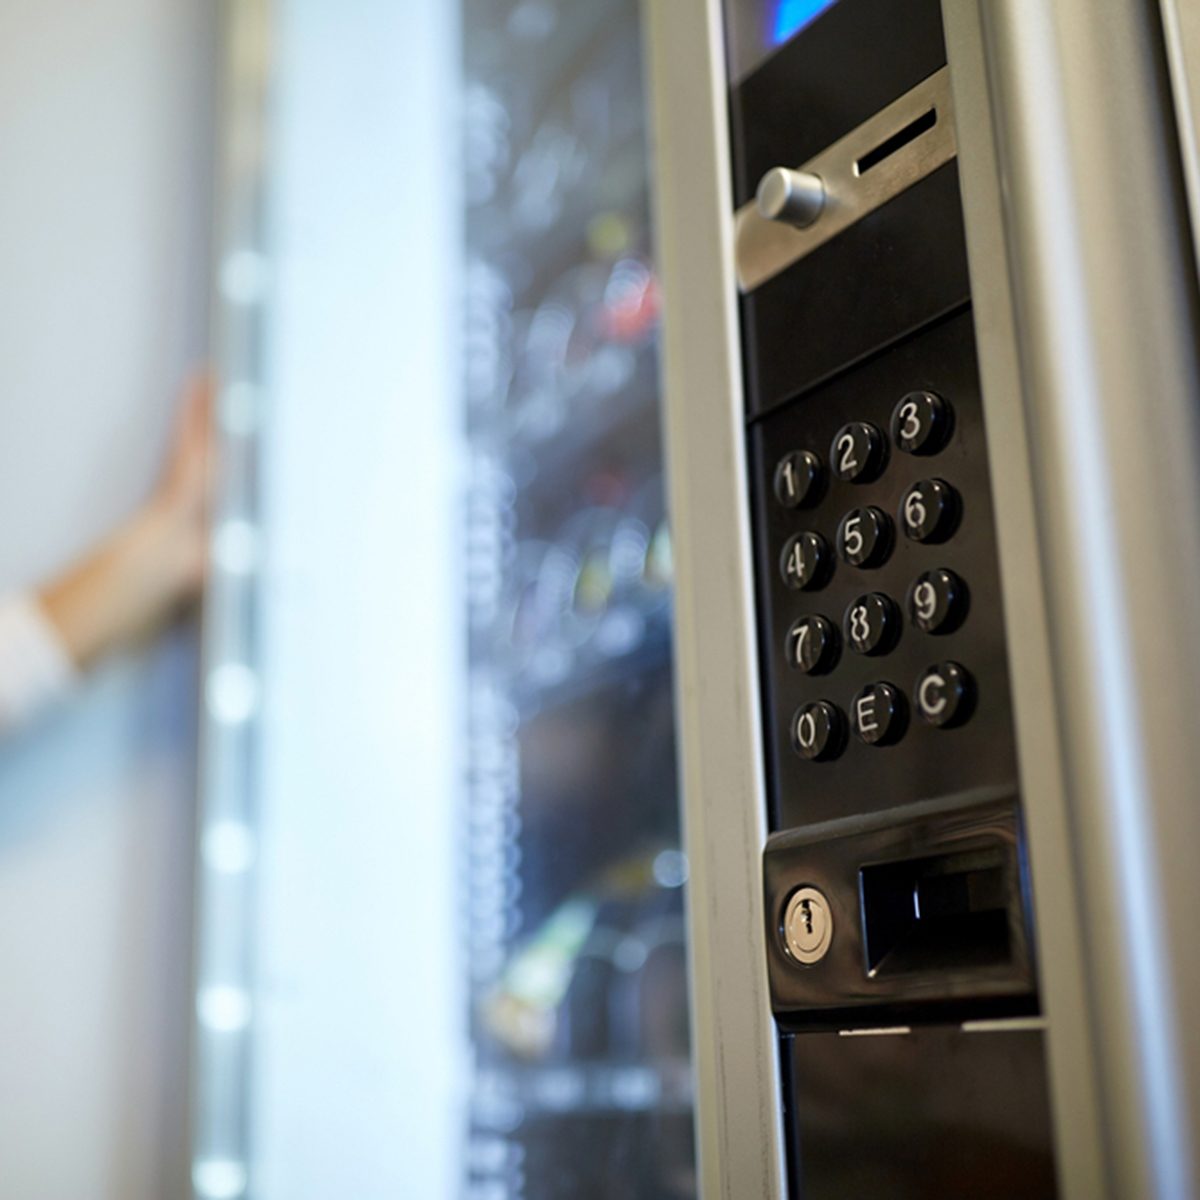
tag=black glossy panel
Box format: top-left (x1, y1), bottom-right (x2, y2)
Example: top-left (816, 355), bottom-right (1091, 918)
top-left (729, 0), bottom-right (947, 207)
top-left (750, 309), bottom-right (1016, 830)
top-left (741, 163), bottom-right (971, 418)
top-left (784, 1025), bottom-right (1058, 1199)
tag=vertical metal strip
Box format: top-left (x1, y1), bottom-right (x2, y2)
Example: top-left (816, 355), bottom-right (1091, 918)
top-left (190, 2), bottom-right (273, 1197)
top-left (644, 2), bottom-right (787, 1197)
top-left (941, 6), bottom-right (1109, 1197)
top-left (967, 2), bottom-right (1200, 1196)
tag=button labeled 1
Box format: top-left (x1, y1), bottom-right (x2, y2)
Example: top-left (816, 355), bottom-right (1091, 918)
top-left (774, 450), bottom-right (822, 508)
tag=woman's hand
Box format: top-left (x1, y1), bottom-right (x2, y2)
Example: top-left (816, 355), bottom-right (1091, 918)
top-left (39, 375), bottom-right (214, 668)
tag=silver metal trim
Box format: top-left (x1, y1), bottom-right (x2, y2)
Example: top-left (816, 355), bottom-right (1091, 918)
top-left (645, 1), bottom-right (787, 1197)
top-left (954, 2), bottom-right (1200, 1197)
top-left (734, 66), bottom-right (957, 292)
top-left (1159, 0), bottom-right (1200, 275)
top-left (941, 7), bottom-right (1110, 1197)
top-left (961, 1018), bottom-right (1049, 1035)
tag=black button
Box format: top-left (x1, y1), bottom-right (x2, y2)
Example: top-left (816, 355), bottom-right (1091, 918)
top-left (891, 391), bottom-right (953, 455)
top-left (915, 661), bottom-right (974, 727)
top-left (851, 682), bottom-right (907, 746)
top-left (791, 700), bottom-right (847, 761)
top-left (844, 592), bottom-right (900, 656)
top-left (830, 422), bottom-right (886, 483)
top-left (780, 531), bottom-right (830, 591)
top-left (837, 506), bottom-right (893, 567)
top-left (900, 478), bottom-right (960, 543)
top-left (786, 614), bottom-right (838, 674)
top-left (773, 450), bottom-right (822, 508)
top-left (909, 568), bottom-right (967, 634)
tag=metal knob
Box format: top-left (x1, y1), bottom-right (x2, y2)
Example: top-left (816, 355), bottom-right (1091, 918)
top-left (756, 167), bottom-right (825, 229)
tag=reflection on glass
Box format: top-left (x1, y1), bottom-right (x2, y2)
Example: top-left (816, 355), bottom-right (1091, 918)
top-left (463, 1), bottom-right (695, 1196)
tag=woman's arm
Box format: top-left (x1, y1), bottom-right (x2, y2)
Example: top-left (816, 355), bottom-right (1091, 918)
top-left (0, 376), bottom-right (212, 732)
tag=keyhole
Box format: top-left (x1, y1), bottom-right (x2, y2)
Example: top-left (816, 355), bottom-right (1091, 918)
top-left (800, 898), bottom-right (815, 936)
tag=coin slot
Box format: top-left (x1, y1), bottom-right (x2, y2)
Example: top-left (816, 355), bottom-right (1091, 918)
top-left (854, 107), bottom-right (938, 176)
top-left (859, 847), bottom-right (1012, 975)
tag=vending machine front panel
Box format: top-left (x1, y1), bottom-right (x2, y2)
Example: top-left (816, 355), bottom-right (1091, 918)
top-left (723, 0), bottom-right (1057, 1192)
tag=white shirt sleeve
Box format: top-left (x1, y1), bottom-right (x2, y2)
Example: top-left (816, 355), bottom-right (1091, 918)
top-left (0, 592), bottom-right (79, 734)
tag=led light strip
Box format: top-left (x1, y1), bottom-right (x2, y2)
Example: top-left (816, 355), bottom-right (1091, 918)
top-left (190, 1), bottom-right (273, 1196)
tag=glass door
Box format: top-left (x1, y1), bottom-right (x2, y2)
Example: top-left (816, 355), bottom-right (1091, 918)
top-left (461, 3), bottom-right (695, 1196)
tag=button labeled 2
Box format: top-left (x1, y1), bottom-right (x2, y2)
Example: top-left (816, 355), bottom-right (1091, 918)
top-left (831, 422), bottom-right (886, 483)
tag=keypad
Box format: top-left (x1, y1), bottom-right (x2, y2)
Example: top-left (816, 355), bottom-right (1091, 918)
top-left (753, 313), bottom-right (1014, 833)
top-left (760, 371), bottom-right (992, 774)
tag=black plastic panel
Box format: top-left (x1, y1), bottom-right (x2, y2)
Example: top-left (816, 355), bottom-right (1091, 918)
top-left (784, 1025), bottom-right (1058, 1199)
top-left (741, 163), bottom-right (971, 419)
top-left (750, 309), bottom-right (1017, 830)
top-left (729, 0), bottom-right (947, 208)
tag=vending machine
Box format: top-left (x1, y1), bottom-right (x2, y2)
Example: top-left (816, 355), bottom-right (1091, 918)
top-left (648, 1), bottom-right (1200, 1198)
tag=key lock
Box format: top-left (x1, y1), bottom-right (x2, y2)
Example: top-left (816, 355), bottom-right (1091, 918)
top-left (782, 886), bottom-right (834, 965)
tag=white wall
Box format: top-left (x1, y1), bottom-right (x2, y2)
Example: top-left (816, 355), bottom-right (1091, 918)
top-left (0, 2), bottom-right (215, 1197)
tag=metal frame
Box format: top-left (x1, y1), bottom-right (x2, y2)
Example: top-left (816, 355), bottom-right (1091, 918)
top-left (644, 3), bottom-right (787, 1198)
top-left (950, 3), bottom-right (1200, 1197)
top-left (190, 2), bottom-right (273, 1197)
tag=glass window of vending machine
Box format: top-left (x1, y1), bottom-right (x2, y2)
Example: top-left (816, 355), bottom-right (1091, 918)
top-left (190, 1), bottom-right (695, 1198)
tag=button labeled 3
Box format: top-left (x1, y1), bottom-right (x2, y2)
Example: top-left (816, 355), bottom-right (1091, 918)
top-left (782, 886), bottom-right (833, 965)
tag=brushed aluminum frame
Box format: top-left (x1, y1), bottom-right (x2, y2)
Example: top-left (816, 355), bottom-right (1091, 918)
top-left (734, 66), bottom-right (957, 291)
top-left (1160, 0), bottom-right (1200, 275)
top-left (644, 2), bottom-right (788, 1197)
top-left (949, 2), bottom-right (1200, 1197)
